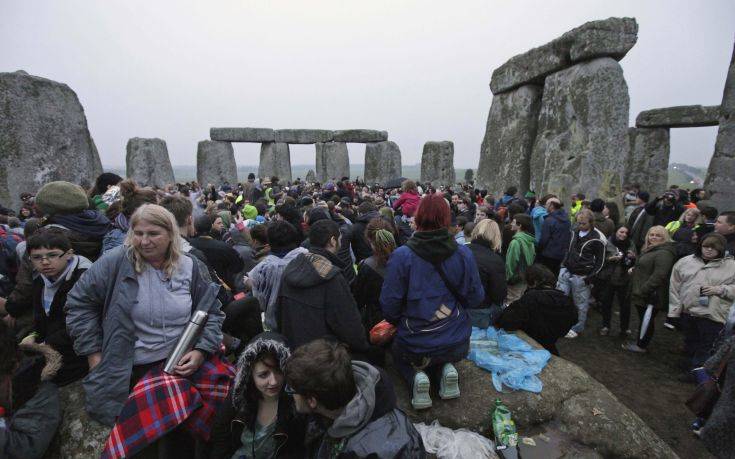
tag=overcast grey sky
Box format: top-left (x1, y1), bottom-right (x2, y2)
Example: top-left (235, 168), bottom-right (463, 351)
top-left (2, 0), bottom-right (733, 168)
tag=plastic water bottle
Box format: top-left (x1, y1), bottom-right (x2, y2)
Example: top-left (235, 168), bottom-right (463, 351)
top-left (492, 398), bottom-right (519, 453)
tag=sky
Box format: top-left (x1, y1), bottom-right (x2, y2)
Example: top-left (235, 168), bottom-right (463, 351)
top-left (2, 0), bottom-right (733, 169)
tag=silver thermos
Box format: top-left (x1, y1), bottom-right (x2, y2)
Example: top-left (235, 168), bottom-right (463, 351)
top-left (163, 310), bottom-right (208, 374)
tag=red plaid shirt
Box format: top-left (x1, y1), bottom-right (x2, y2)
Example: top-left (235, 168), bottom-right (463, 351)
top-left (102, 354), bottom-right (235, 459)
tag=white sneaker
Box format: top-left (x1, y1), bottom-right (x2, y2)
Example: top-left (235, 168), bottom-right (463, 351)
top-left (565, 330), bottom-right (578, 339)
top-left (411, 371), bottom-right (432, 410)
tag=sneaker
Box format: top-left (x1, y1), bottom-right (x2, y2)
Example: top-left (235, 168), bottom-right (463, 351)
top-left (599, 327), bottom-right (610, 336)
top-left (622, 342), bottom-right (647, 353)
top-left (411, 371), bottom-right (432, 410)
top-left (565, 330), bottom-right (578, 339)
top-left (439, 363), bottom-right (460, 400)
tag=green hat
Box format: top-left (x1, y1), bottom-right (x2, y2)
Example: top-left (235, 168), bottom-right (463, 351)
top-left (242, 204), bottom-right (257, 220)
top-left (524, 191), bottom-right (536, 199)
top-left (35, 181), bottom-right (89, 215)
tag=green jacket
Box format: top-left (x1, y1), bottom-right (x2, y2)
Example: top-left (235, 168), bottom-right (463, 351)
top-left (630, 242), bottom-right (677, 310)
top-left (506, 231), bottom-right (536, 284)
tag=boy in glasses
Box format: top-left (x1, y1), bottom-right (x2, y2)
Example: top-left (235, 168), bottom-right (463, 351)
top-left (19, 229), bottom-right (92, 385)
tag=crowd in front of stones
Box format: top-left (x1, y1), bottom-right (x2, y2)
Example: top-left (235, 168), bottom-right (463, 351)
top-left (0, 171), bottom-right (734, 458)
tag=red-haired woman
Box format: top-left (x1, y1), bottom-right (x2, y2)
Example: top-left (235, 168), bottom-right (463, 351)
top-left (380, 193), bottom-right (484, 410)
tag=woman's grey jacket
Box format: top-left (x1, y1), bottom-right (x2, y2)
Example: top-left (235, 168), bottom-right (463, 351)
top-left (65, 245), bottom-right (224, 426)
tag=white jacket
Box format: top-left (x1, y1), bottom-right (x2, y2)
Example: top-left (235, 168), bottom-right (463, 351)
top-left (669, 255), bottom-right (735, 324)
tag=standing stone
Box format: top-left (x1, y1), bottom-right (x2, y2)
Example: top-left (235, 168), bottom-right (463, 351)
top-left (420, 141), bottom-right (456, 186)
top-left (530, 58), bottom-right (629, 200)
top-left (626, 128), bottom-right (670, 197)
top-left (197, 140), bottom-right (237, 186)
top-left (305, 169), bottom-right (316, 183)
top-left (476, 85), bottom-right (542, 195)
top-left (315, 142), bottom-right (350, 182)
top-left (125, 138), bottom-right (175, 188)
top-left (0, 70), bottom-right (103, 210)
top-left (258, 142), bottom-right (292, 182)
top-left (364, 141), bottom-right (402, 186)
top-left (705, 41), bottom-right (735, 211)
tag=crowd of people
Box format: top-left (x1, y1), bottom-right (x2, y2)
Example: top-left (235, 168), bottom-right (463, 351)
top-left (0, 171), bottom-right (733, 458)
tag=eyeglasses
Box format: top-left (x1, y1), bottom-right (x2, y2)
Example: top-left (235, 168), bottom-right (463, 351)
top-left (30, 252), bottom-right (66, 262)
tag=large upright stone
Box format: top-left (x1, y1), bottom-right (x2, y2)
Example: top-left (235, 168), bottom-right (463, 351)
top-left (210, 127), bottom-right (274, 142)
top-left (476, 85), bottom-right (542, 195)
top-left (274, 129), bottom-right (333, 144)
top-left (364, 141), bottom-right (402, 186)
top-left (705, 41), bottom-right (735, 211)
top-left (332, 130), bottom-right (388, 143)
top-left (626, 128), bottom-right (670, 197)
top-left (125, 138), bottom-right (175, 188)
top-left (0, 71), bottom-right (103, 210)
top-left (420, 141), bottom-right (456, 186)
top-left (315, 142), bottom-right (350, 182)
top-left (490, 17), bottom-right (638, 95)
top-left (636, 105), bottom-right (720, 128)
top-left (196, 140), bottom-right (237, 186)
top-left (258, 142), bottom-right (292, 182)
top-left (530, 58), bottom-right (629, 200)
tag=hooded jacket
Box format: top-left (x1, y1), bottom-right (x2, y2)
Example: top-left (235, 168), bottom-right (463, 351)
top-left (531, 205), bottom-right (548, 244)
top-left (629, 242), bottom-right (678, 310)
top-left (467, 239), bottom-right (507, 307)
top-left (276, 251), bottom-right (369, 352)
top-left (46, 210), bottom-right (111, 261)
top-left (392, 191), bottom-right (420, 218)
top-left (380, 229), bottom-right (484, 354)
top-left (538, 209), bottom-right (572, 261)
top-left (668, 254), bottom-right (735, 324)
top-left (306, 361), bottom-right (426, 458)
top-left (350, 210), bottom-right (380, 263)
top-left (505, 231), bottom-right (536, 284)
top-left (562, 228), bottom-right (606, 277)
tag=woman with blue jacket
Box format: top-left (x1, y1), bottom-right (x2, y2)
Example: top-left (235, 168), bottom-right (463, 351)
top-left (380, 193), bottom-right (484, 410)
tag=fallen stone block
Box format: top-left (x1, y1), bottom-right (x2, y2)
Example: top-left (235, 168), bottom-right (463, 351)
top-left (635, 105), bottom-right (720, 128)
top-left (274, 129), bottom-right (333, 144)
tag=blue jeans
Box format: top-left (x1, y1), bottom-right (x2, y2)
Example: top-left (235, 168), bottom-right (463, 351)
top-left (467, 304), bottom-right (503, 329)
top-left (556, 268), bottom-right (591, 333)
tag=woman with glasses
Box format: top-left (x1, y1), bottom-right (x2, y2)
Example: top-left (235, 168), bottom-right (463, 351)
top-left (18, 228), bottom-right (92, 385)
top-left (210, 332), bottom-right (304, 459)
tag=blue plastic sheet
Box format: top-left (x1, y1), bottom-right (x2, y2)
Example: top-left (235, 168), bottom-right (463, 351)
top-left (467, 327), bottom-right (551, 393)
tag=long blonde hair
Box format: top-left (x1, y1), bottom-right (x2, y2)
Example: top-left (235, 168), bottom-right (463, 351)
top-left (642, 225), bottom-right (671, 252)
top-left (470, 218), bottom-right (502, 252)
top-left (125, 204), bottom-right (183, 277)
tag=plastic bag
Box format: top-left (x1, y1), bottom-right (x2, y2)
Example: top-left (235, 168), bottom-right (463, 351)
top-left (414, 420), bottom-right (498, 459)
top-left (467, 327), bottom-right (551, 393)
top-left (369, 320), bottom-right (397, 345)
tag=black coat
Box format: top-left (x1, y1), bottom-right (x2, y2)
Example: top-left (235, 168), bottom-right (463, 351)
top-left (350, 211), bottom-right (380, 263)
top-left (467, 240), bottom-right (507, 306)
top-left (352, 256), bottom-right (386, 332)
top-left (190, 236), bottom-right (245, 289)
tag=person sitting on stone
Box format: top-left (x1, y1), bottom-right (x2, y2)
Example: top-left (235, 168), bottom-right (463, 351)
top-left (284, 339), bottom-right (426, 457)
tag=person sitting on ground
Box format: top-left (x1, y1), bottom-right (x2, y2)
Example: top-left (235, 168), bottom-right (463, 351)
top-left (284, 339), bottom-right (426, 458)
top-left (102, 179), bottom-right (158, 253)
top-left (495, 264), bottom-right (577, 356)
top-left (467, 219), bottom-right (507, 328)
top-left (209, 332), bottom-right (305, 459)
top-left (505, 213), bottom-right (536, 304)
top-left (380, 193), bottom-right (484, 410)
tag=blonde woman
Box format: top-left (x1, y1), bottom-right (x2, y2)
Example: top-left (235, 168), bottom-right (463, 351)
top-left (467, 219), bottom-right (507, 327)
top-left (666, 207), bottom-right (703, 257)
top-left (623, 225), bottom-right (677, 353)
top-left (66, 204), bottom-right (224, 434)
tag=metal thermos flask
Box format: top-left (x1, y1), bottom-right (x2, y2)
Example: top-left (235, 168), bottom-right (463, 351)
top-left (163, 310), bottom-right (208, 374)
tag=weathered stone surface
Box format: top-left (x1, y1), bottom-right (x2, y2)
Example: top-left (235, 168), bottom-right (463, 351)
top-left (258, 142), bottom-right (292, 182)
top-left (332, 129), bottom-right (388, 143)
top-left (196, 140), bottom-right (237, 186)
top-left (530, 58), bottom-right (629, 200)
top-left (705, 41), bottom-right (735, 211)
top-left (210, 127), bottom-right (275, 142)
top-left (476, 85), bottom-right (541, 195)
top-left (390, 331), bottom-right (677, 458)
top-left (420, 141), bottom-right (456, 186)
top-left (274, 129), bottom-right (333, 144)
top-left (364, 141), bottom-right (402, 185)
top-left (635, 105), bottom-right (720, 128)
top-left (0, 70), bottom-right (103, 210)
top-left (125, 137), bottom-right (175, 188)
top-left (490, 17), bottom-right (637, 94)
top-left (46, 380), bottom-right (109, 459)
top-left (626, 128), bottom-right (670, 197)
top-left (305, 169), bottom-right (316, 183)
top-left (315, 142), bottom-right (350, 182)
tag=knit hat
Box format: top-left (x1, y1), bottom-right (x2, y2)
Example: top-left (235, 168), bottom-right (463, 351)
top-left (242, 204), bottom-right (257, 220)
top-left (35, 181), bottom-right (89, 216)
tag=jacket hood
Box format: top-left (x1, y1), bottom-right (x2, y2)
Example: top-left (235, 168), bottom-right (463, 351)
top-left (531, 206), bottom-right (548, 218)
top-left (549, 209), bottom-right (569, 222)
top-left (48, 210), bottom-right (112, 237)
top-left (232, 332), bottom-right (291, 407)
top-left (406, 228), bottom-right (458, 264)
top-left (327, 361), bottom-right (381, 438)
top-left (283, 252), bottom-right (340, 289)
top-left (644, 241), bottom-right (677, 256)
top-left (18, 342), bottom-right (62, 382)
top-left (513, 231), bottom-right (536, 245)
top-left (357, 210), bottom-right (380, 224)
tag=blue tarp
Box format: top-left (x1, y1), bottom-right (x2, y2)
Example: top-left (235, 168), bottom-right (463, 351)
top-left (467, 327), bottom-right (551, 393)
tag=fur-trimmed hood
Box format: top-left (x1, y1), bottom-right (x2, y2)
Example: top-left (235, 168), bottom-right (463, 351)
top-left (19, 342), bottom-right (62, 382)
top-left (231, 332), bottom-right (290, 407)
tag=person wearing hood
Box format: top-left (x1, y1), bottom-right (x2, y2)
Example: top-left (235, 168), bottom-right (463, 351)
top-left (495, 264), bottom-right (578, 356)
top-left (505, 214), bottom-right (536, 304)
top-left (210, 332), bottom-right (305, 459)
top-left (622, 226), bottom-right (678, 353)
top-left (284, 339), bottom-right (426, 458)
top-left (17, 229), bottom-right (91, 386)
top-left (102, 179), bottom-right (158, 253)
top-left (380, 193), bottom-right (484, 410)
top-left (530, 195), bottom-right (550, 244)
top-left (537, 198), bottom-right (571, 277)
top-left (276, 219), bottom-right (370, 355)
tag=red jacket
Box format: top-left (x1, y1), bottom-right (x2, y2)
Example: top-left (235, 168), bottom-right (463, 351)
top-left (392, 191), bottom-right (420, 217)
